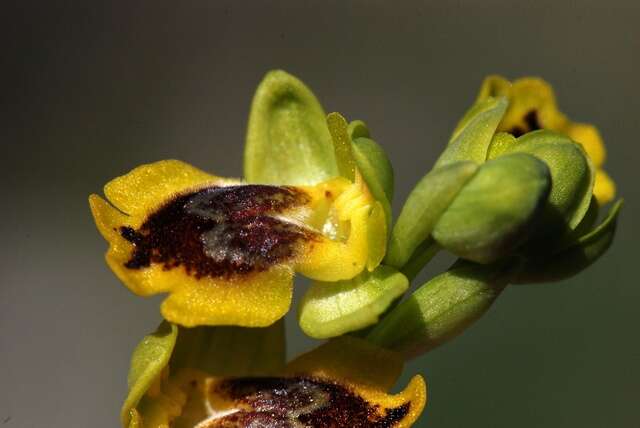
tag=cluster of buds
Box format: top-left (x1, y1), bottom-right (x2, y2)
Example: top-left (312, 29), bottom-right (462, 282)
top-left (90, 71), bottom-right (620, 427)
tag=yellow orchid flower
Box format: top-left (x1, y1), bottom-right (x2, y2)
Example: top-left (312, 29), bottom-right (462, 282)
top-left (90, 159), bottom-right (385, 328)
top-left (477, 75), bottom-right (615, 204)
top-left (126, 330), bottom-right (426, 428)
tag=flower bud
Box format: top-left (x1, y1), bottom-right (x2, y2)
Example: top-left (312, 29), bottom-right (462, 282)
top-left (367, 261), bottom-right (510, 358)
top-left (432, 153), bottom-right (551, 264)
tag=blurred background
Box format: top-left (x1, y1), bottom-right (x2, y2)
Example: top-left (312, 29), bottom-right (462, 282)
top-left (1, 1), bottom-right (638, 427)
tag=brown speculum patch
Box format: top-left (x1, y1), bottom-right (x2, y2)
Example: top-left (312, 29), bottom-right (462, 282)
top-left (510, 110), bottom-right (542, 137)
top-left (119, 185), bottom-right (314, 279)
top-left (201, 376), bottom-right (410, 428)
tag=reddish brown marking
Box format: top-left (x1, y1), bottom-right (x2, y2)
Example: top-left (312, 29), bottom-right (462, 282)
top-left (205, 376), bottom-right (410, 428)
top-left (120, 185), bottom-right (314, 279)
top-left (510, 110), bottom-right (542, 137)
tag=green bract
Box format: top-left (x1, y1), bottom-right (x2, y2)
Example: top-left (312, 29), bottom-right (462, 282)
top-left (367, 261), bottom-right (510, 358)
top-left (245, 70), bottom-right (338, 184)
top-left (432, 153), bottom-right (551, 264)
top-left (298, 265), bottom-right (409, 339)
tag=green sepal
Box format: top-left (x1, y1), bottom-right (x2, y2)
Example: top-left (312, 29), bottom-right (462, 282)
top-left (121, 321), bottom-right (178, 428)
top-left (347, 119), bottom-right (371, 140)
top-left (486, 132), bottom-right (518, 160)
top-left (386, 161), bottom-right (478, 269)
top-left (504, 129), bottom-right (594, 230)
top-left (244, 70), bottom-right (337, 185)
top-left (298, 265), bottom-right (409, 339)
top-left (366, 261), bottom-right (510, 358)
top-left (433, 153), bottom-right (551, 264)
top-left (327, 112), bottom-right (357, 181)
top-left (121, 321), bottom-right (285, 427)
top-left (514, 199), bottom-right (622, 284)
top-left (435, 96), bottom-right (508, 168)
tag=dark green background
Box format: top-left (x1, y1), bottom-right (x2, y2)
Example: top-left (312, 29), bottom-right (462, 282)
top-left (1, 2), bottom-right (637, 427)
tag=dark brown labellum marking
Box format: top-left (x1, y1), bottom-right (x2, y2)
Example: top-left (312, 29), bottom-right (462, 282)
top-left (204, 376), bottom-right (410, 428)
top-left (120, 185), bottom-right (314, 279)
top-left (510, 110), bottom-right (542, 137)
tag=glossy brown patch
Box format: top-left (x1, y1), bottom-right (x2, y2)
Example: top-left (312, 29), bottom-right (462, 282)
top-left (120, 185), bottom-right (314, 279)
top-left (204, 376), bottom-right (410, 428)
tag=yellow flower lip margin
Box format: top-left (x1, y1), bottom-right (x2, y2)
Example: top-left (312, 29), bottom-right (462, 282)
top-left (477, 75), bottom-right (615, 204)
top-left (127, 335), bottom-right (426, 428)
top-left (89, 159), bottom-right (386, 328)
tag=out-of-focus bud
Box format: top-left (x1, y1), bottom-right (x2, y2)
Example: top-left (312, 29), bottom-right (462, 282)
top-left (367, 261), bottom-right (511, 358)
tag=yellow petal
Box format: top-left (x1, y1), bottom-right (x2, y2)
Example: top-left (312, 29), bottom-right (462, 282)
top-left (476, 74), bottom-right (511, 100)
top-left (565, 122), bottom-right (606, 167)
top-left (104, 160), bottom-right (229, 216)
top-left (594, 169), bottom-right (616, 205)
top-left (497, 77), bottom-right (569, 134)
top-left (160, 266), bottom-right (294, 327)
top-left (285, 337), bottom-right (427, 427)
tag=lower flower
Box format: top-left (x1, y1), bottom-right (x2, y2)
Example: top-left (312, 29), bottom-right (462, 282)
top-left (124, 325), bottom-right (426, 428)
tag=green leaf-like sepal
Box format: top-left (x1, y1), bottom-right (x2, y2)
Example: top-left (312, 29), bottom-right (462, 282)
top-left (121, 321), bottom-right (178, 427)
top-left (244, 70), bottom-right (337, 184)
top-left (386, 161), bottom-right (479, 269)
top-left (504, 130), bottom-right (594, 230)
top-left (367, 261), bottom-right (510, 358)
top-left (298, 265), bottom-right (409, 339)
top-left (514, 199), bottom-right (622, 283)
top-left (433, 153), bottom-right (551, 264)
top-left (435, 96), bottom-right (508, 167)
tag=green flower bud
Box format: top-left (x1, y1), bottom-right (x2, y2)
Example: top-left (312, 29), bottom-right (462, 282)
top-left (433, 153), bottom-right (551, 264)
top-left (435, 96), bottom-right (508, 167)
top-left (244, 70), bottom-right (337, 185)
top-left (367, 261), bottom-right (510, 358)
top-left (298, 265), bottom-right (409, 339)
top-left (386, 161), bottom-right (478, 268)
top-left (503, 129), bottom-right (594, 230)
top-left (514, 199), bottom-right (622, 283)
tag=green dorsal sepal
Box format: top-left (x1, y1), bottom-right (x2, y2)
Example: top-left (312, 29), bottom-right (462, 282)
top-left (244, 70), bottom-right (337, 185)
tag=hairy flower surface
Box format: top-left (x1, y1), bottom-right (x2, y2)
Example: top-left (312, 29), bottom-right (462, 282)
top-left (90, 160), bottom-right (385, 327)
top-left (477, 75), bottom-right (615, 204)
